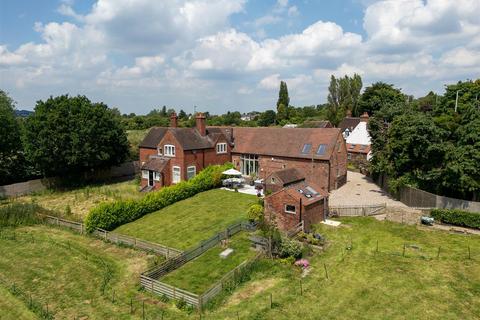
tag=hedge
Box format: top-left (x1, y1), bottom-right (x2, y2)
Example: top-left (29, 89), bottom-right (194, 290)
top-left (84, 163), bottom-right (232, 232)
top-left (430, 208), bottom-right (480, 229)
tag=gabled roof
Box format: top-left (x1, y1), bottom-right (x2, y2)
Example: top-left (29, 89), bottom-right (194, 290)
top-left (346, 121), bottom-right (371, 146)
top-left (268, 168), bottom-right (305, 185)
top-left (140, 127), bottom-right (168, 149)
top-left (139, 126), bottom-right (232, 150)
top-left (141, 157), bottom-right (170, 172)
top-left (338, 117), bottom-right (361, 132)
top-left (231, 127), bottom-right (341, 160)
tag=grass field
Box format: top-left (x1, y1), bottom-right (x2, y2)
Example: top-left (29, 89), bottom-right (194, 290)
top-left (12, 180), bottom-right (143, 221)
top-left (161, 232), bottom-right (256, 294)
top-left (127, 129), bottom-right (148, 160)
top-left (115, 189), bottom-right (257, 250)
top-left (200, 217), bottom-right (480, 319)
top-left (0, 286), bottom-right (37, 320)
top-left (0, 225), bottom-right (172, 319)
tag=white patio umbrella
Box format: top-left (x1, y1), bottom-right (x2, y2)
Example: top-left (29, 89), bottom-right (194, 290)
top-left (222, 168), bottom-right (242, 176)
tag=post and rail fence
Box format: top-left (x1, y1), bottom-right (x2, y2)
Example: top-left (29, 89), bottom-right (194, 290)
top-left (329, 203), bottom-right (387, 217)
top-left (41, 214), bottom-right (182, 258)
top-left (140, 220), bottom-right (259, 309)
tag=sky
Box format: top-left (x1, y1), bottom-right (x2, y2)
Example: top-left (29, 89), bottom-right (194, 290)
top-left (0, 0), bottom-right (479, 115)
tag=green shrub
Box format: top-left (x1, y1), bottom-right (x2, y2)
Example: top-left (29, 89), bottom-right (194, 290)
top-left (430, 208), bottom-right (480, 229)
top-left (247, 204), bottom-right (264, 223)
top-left (84, 163), bottom-right (232, 232)
top-left (0, 203), bottom-right (42, 228)
top-left (278, 237), bottom-right (303, 259)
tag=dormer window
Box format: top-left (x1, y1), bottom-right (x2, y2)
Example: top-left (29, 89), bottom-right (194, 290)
top-left (157, 147), bottom-right (162, 156)
top-left (216, 142), bottom-right (227, 154)
top-left (164, 145), bottom-right (175, 157)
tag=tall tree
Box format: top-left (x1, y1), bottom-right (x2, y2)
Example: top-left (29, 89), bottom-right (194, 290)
top-left (24, 95), bottom-right (130, 177)
top-left (326, 74), bottom-right (363, 125)
top-left (0, 90), bottom-right (26, 184)
top-left (276, 81), bottom-right (290, 121)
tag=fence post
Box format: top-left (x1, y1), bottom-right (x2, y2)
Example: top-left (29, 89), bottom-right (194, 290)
top-left (80, 224), bottom-right (83, 235)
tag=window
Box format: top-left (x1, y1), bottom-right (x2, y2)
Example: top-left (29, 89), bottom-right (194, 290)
top-left (240, 154), bottom-right (259, 176)
top-left (187, 166), bottom-right (196, 180)
top-left (172, 166), bottom-right (181, 183)
top-left (164, 145), bottom-right (175, 157)
top-left (157, 147), bottom-right (162, 156)
top-left (316, 144), bottom-right (327, 155)
top-left (301, 143), bottom-right (312, 154)
top-left (141, 170), bottom-right (149, 179)
top-left (271, 177), bottom-right (276, 184)
top-left (216, 143), bottom-right (227, 154)
top-left (348, 144), bottom-right (355, 150)
top-left (285, 204), bottom-right (296, 214)
top-left (154, 172), bottom-right (161, 181)
top-left (347, 153), bottom-right (352, 160)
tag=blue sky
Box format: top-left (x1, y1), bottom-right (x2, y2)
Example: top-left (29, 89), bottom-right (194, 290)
top-left (1, 0), bottom-right (479, 114)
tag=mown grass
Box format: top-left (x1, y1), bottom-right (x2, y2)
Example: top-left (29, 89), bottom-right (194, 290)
top-left (198, 217), bottom-right (480, 320)
top-left (12, 180), bottom-right (143, 221)
top-left (115, 189), bottom-right (257, 250)
top-left (161, 232), bottom-right (257, 294)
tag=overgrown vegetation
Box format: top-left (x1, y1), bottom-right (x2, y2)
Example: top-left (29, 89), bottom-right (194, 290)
top-left (431, 208), bottom-right (480, 229)
top-left (0, 203), bottom-right (42, 228)
top-left (85, 164), bottom-right (232, 232)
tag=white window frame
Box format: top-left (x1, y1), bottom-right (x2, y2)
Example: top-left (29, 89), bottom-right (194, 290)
top-left (154, 172), bottom-right (161, 181)
top-left (187, 166), bottom-right (196, 180)
top-left (284, 204), bottom-right (296, 214)
top-left (164, 144), bottom-right (175, 157)
top-left (216, 142), bottom-right (227, 154)
top-left (271, 177), bottom-right (276, 184)
top-left (157, 147), bottom-right (162, 156)
top-left (141, 170), bottom-right (149, 179)
top-left (172, 166), bottom-right (181, 184)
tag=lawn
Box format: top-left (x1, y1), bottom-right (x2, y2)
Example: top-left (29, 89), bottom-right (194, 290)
top-left (0, 225), bottom-right (173, 319)
top-left (115, 189), bottom-right (257, 250)
top-left (161, 232), bottom-right (257, 294)
top-left (199, 217), bottom-right (480, 319)
top-left (12, 180), bottom-right (143, 221)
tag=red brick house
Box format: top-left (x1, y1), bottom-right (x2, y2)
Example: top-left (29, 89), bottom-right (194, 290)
top-left (139, 116), bottom-right (347, 193)
top-left (265, 181), bottom-right (329, 232)
top-left (230, 127), bottom-right (347, 192)
top-left (138, 113), bottom-right (232, 191)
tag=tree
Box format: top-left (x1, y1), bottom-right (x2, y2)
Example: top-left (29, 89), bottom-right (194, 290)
top-left (326, 74), bottom-right (363, 125)
top-left (358, 82), bottom-right (405, 116)
top-left (276, 81), bottom-right (290, 120)
top-left (0, 90), bottom-right (27, 184)
top-left (24, 95), bottom-right (130, 177)
top-left (178, 109), bottom-right (187, 119)
top-left (258, 110), bottom-right (276, 126)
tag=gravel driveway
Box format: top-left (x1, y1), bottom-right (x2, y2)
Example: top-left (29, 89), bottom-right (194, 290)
top-left (329, 171), bottom-right (407, 207)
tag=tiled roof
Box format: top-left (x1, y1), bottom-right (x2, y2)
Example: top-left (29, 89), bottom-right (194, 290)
top-left (338, 117), bottom-right (361, 132)
top-left (275, 181), bottom-right (328, 206)
top-left (300, 120), bottom-right (333, 128)
top-left (231, 127), bottom-right (341, 160)
top-left (269, 168), bottom-right (305, 185)
top-left (139, 126), bottom-right (232, 150)
top-left (347, 143), bottom-right (371, 154)
top-left (141, 157), bottom-right (170, 172)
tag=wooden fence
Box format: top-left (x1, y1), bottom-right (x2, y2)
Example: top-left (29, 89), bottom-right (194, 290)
top-left (42, 215), bottom-right (182, 258)
top-left (141, 221), bottom-right (258, 308)
top-left (329, 203), bottom-right (386, 217)
top-left (286, 221), bottom-right (304, 238)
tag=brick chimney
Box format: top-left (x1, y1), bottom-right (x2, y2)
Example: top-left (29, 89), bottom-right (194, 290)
top-left (346, 109), bottom-right (352, 117)
top-left (360, 112), bottom-right (369, 122)
top-left (170, 112), bottom-right (178, 128)
top-left (196, 112), bottom-right (206, 136)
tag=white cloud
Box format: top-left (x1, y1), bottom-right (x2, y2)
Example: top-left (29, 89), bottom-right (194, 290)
top-left (1, 0), bottom-right (479, 114)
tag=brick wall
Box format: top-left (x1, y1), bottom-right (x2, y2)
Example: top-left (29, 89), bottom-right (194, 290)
top-left (265, 191), bottom-right (326, 232)
top-left (330, 134), bottom-right (348, 189)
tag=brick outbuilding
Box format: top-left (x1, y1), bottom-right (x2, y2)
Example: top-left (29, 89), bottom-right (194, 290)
top-left (264, 181), bottom-right (329, 232)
